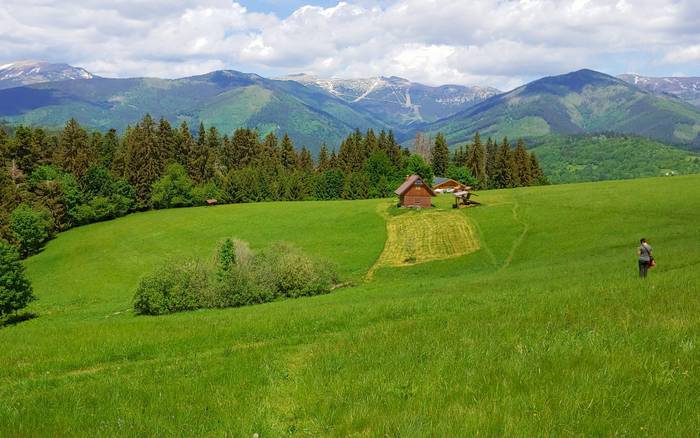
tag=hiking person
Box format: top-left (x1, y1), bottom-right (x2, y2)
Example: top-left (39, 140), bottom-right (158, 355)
top-left (638, 238), bottom-right (654, 278)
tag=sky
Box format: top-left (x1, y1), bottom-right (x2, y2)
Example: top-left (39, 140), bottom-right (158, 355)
top-left (1, 0), bottom-right (699, 90)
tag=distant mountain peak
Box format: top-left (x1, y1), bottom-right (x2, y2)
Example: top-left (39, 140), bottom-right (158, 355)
top-left (0, 60), bottom-right (94, 89)
top-left (618, 73), bottom-right (700, 107)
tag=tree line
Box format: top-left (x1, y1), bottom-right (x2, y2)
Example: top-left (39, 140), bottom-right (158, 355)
top-left (0, 115), bottom-right (546, 258)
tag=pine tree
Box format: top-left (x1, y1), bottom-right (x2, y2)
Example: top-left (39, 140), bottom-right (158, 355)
top-left (100, 129), bottom-right (119, 169)
top-left (157, 118), bottom-right (174, 165)
top-left (298, 146), bottom-right (314, 173)
top-left (431, 133), bottom-right (450, 177)
top-left (386, 130), bottom-right (403, 169)
top-left (364, 129), bottom-right (378, 155)
top-left (316, 144), bottom-right (330, 172)
top-left (529, 152), bottom-right (548, 185)
top-left (492, 138), bottom-right (515, 188)
top-left (485, 137), bottom-right (497, 187)
top-left (54, 118), bottom-right (97, 178)
top-left (173, 121), bottom-right (194, 168)
top-left (187, 122), bottom-right (216, 183)
top-left (466, 132), bottom-right (487, 187)
top-left (329, 149), bottom-right (338, 169)
top-left (513, 139), bottom-right (532, 186)
top-left (125, 114), bottom-right (163, 205)
top-left (280, 134), bottom-right (297, 169)
top-left (257, 132), bottom-right (281, 171)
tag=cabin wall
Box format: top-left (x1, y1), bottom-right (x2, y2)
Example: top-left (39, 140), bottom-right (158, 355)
top-left (400, 185), bottom-right (432, 208)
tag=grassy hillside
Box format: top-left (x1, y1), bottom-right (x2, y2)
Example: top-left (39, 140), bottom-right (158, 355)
top-left (428, 69), bottom-right (700, 149)
top-left (2, 176), bottom-right (700, 435)
top-left (532, 134), bottom-right (700, 183)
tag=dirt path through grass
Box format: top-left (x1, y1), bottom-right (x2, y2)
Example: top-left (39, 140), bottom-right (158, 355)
top-left (366, 203), bottom-right (480, 279)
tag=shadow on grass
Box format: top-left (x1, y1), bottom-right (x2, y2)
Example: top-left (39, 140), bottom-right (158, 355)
top-left (1, 312), bottom-right (38, 328)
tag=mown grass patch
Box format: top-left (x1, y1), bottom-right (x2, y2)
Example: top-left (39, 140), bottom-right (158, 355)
top-left (367, 200), bottom-right (480, 279)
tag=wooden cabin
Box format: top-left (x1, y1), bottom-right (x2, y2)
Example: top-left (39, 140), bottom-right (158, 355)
top-left (433, 177), bottom-right (465, 193)
top-left (395, 175), bottom-right (435, 208)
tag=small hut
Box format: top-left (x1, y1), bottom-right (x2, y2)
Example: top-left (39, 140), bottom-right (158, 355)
top-left (395, 175), bottom-right (435, 208)
top-left (432, 177), bottom-right (465, 193)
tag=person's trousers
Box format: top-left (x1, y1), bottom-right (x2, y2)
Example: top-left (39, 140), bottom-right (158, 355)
top-left (639, 260), bottom-right (650, 278)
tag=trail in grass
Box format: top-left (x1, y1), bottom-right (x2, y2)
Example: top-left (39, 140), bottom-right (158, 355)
top-left (366, 203), bottom-right (480, 279)
top-left (498, 193), bottom-right (530, 272)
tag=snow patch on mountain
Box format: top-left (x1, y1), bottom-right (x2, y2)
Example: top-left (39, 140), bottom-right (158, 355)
top-left (0, 60), bottom-right (95, 89)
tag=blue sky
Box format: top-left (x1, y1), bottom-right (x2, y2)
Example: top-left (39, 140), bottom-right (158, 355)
top-left (1, 0), bottom-right (699, 90)
top-left (239, 0), bottom-right (339, 16)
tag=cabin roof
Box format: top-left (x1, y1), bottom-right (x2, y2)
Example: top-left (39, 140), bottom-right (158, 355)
top-left (394, 175), bottom-right (436, 196)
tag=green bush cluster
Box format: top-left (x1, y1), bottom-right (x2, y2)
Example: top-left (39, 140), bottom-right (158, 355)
top-left (133, 239), bottom-right (339, 315)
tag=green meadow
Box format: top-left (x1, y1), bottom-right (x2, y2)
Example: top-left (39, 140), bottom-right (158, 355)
top-left (2, 175), bottom-right (700, 436)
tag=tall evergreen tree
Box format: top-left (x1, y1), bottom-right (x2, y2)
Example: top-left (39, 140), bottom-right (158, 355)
top-left (466, 132), bottom-right (487, 187)
top-left (187, 122), bottom-right (216, 183)
top-left (157, 118), bottom-right (175, 165)
top-left (529, 152), bottom-right (547, 185)
top-left (513, 139), bottom-right (532, 186)
top-left (492, 138), bottom-right (516, 188)
top-left (280, 134), bottom-right (297, 169)
top-left (317, 144), bottom-right (330, 172)
top-left (298, 146), bottom-right (314, 173)
top-left (485, 137), bottom-right (498, 188)
top-left (125, 114), bottom-right (163, 205)
top-left (54, 118), bottom-right (96, 178)
top-left (431, 133), bottom-right (450, 177)
top-left (100, 129), bottom-right (119, 169)
top-left (173, 121), bottom-right (194, 168)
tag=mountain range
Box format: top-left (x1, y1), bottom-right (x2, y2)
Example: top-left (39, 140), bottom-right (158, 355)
top-left (0, 61), bottom-right (699, 152)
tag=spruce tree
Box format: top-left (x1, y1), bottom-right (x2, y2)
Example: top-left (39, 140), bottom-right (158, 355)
top-left (298, 147), bottom-right (314, 173)
top-left (100, 129), bottom-right (119, 169)
top-left (125, 114), bottom-right (163, 205)
top-left (513, 139), bottom-right (532, 186)
top-left (529, 152), bottom-right (547, 185)
top-left (431, 133), bottom-right (450, 177)
top-left (157, 118), bottom-right (174, 165)
top-left (493, 138), bottom-right (515, 188)
top-left (317, 144), bottom-right (330, 172)
top-left (54, 118), bottom-right (96, 178)
top-left (280, 134), bottom-right (297, 169)
top-left (485, 137), bottom-right (498, 188)
top-left (187, 122), bottom-right (216, 183)
top-left (173, 121), bottom-right (194, 168)
top-left (466, 132), bottom-right (487, 187)
top-left (386, 130), bottom-right (403, 169)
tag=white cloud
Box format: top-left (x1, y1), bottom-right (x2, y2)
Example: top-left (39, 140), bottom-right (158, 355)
top-left (0, 0), bottom-right (699, 89)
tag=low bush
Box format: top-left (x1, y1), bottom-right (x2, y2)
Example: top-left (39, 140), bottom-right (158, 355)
top-left (133, 239), bottom-right (339, 315)
top-left (133, 259), bottom-right (210, 315)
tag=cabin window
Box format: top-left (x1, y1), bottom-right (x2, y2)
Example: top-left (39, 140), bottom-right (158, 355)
top-left (415, 180), bottom-right (422, 186)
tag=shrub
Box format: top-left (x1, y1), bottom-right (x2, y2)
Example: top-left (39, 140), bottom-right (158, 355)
top-left (257, 242), bottom-right (336, 297)
top-left (133, 259), bottom-right (210, 315)
top-left (0, 240), bottom-right (35, 318)
top-left (133, 239), bottom-right (339, 315)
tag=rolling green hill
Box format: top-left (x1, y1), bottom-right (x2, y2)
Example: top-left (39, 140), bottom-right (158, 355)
top-left (0, 70), bottom-right (388, 152)
top-left (531, 134), bottom-right (700, 183)
top-left (2, 176), bottom-right (700, 435)
top-left (428, 69), bottom-right (700, 149)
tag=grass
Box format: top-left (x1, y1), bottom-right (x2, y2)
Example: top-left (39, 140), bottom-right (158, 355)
top-left (2, 175), bottom-right (700, 435)
top-left (368, 199), bottom-right (479, 278)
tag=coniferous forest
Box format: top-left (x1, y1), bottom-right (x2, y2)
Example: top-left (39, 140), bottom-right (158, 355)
top-left (0, 116), bottom-right (546, 256)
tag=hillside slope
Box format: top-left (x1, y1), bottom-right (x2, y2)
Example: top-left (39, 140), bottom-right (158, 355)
top-left (531, 134), bottom-right (700, 183)
top-left (0, 70), bottom-right (387, 152)
top-left (428, 69), bottom-right (700, 149)
top-left (2, 176), bottom-right (700, 434)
